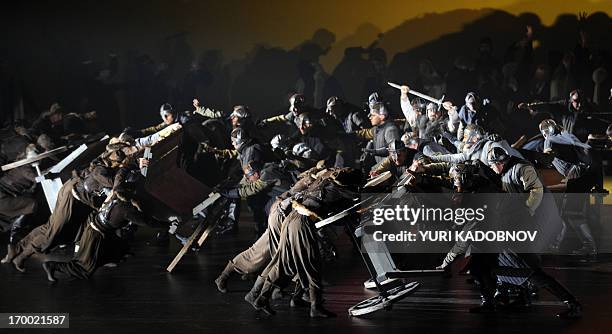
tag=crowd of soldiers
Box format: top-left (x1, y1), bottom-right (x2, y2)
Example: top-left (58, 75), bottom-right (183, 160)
top-left (0, 80), bottom-right (610, 320)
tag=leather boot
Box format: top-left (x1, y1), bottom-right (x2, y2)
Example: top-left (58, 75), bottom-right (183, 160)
top-left (253, 280), bottom-right (276, 315)
top-left (244, 276), bottom-right (265, 307)
top-left (309, 286), bottom-right (335, 318)
top-left (214, 261), bottom-right (236, 293)
top-left (570, 223), bottom-right (597, 257)
top-left (290, 285), bottom-right (309, 308)
top-left (530, 270), bottom-right (581, 319)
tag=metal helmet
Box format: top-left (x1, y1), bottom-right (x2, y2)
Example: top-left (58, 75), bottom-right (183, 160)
top-left (159, 103), bottom-right (175, 117)
top-left (326, 96), bottom-right (341, 115)
top-left (465, 92), bottom-right (480, 104)
top-left (463, 124), bottom-right (485, 142)
top-left (401, 131), bottom-right (419, 147)
top-left (388, 140), bottom-right (408, 154)
top-left (538, 119), bottom-right (559, 138)
top-left (231, 127), bottom-right (250, 150)
top-left (296, 112), bottom-right (314, 130)
top-left (230, 105), bottom-right (251, 119)
top-left (244, 160), bottom-right (263, 177)
top-left (289, 93), bottom-right (306, 113)
top-left (368, 92), bottom-right (382, 108)
top-left (487, 146), bottom-right (510, 164)
top-left (368, 92), bottom-right (389, 117)
top-left (270, 134), bottom-right (289, 151)
top-left (368, 102), bottom-right (388, 118)
top-left (292, 142), bottom-right (314, 159)
top-left (412, 97), bottom-right (426, 113)
top-left (426, 102), bottom-right (437, 113)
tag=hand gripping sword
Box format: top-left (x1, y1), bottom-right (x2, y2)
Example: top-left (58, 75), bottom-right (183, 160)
top-left (388, 82), bottom-right (445, 111)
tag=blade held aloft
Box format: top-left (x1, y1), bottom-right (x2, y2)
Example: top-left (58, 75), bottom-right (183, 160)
top-left (388, 82), bottom-right (445, 111)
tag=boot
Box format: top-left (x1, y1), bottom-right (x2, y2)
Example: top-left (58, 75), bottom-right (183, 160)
top-left (530, 270), bottom-right (581, 319)
top-left (1, 244), bottom-right (17, 264)
top-left (214, 261), bottom-right (236, 293)
top-left (569, 221), bottom-right (597, 257)
top-left (42, 262), bottom-right (57, 282)
top-left (469, 295), bottom-right (497, 313)
top-left (309, 286), bottom-right (335, 318)
top-left (244, 276), bottom-right (265, 308)
top-left (469, 274), bottom-right (496, 313)
top-left (252, 280), bottom-right (276, 315)
top-left (290, 285), bottom-right (309, 308)
top-left (557, 301), bottom-right (582, 319)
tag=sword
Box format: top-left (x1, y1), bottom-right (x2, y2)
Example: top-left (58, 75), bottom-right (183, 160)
top-left (314, 195), bottom-right (377, 229)
top-left (388, 82), bottom-right (445, 111)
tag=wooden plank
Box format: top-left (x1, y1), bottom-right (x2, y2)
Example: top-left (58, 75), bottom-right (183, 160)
top-left (166, 219), bottom-right (206, 273)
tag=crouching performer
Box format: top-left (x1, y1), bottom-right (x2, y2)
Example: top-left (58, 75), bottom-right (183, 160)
top-left (42, 180), bottom-right (166, 281)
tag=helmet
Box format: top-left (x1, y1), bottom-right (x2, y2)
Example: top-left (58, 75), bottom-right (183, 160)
top-left (326, 96), bottom-right (341, 115)
top-left (464, 124), bottom-right (485, 142)
top-left (296, 112), bottom-right (313, 129)
top-left (230, 105), bottom-right (251, 119)
top-left (465, 92), bottom-right (480, 105)
top-left (401, 132), bottom-right (419, 147)
top-left (231, 127), bottom-right (251, 150)
top-left (368, 92), bottom-right (383, 109)
top-left (388, 140), bottom-right (407, 154)
top-left (244, 160), bottom-right (263, 177)
top-left (159, 103), bottom-right (175, 117)
top-left (292, 142), bottom-right (314, 159)
top-left (289, 93), bottom-right (306, 113)
top-left (538, 119), bottom-right (559, 138)
top-left (270, 134), bottom-right (289, 151)
top-left (487, 146), bottom-right (510, 164)
top-left (426, 102), bottom-right (437, 113)
top-left (368, 103), bottom-right (389, 119)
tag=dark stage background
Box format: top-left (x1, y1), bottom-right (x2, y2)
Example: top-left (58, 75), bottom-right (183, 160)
top-left (1, 0), bottom-right (611, 131)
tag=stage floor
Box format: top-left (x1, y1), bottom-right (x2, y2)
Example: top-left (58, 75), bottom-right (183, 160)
top-left (1, 214), bottom-right (612, 334)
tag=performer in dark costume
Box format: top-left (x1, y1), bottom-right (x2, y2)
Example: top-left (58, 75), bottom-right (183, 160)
top-left (42, 181), bottom-right (166, 281)
top-left (469, 147), bottom-right (581, 319)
